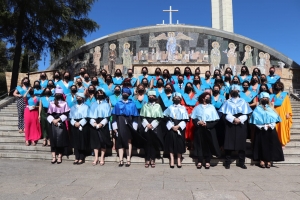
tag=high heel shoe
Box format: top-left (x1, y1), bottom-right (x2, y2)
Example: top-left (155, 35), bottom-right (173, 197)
top-left (57, 156), bottom-right (62, 164)
top-left (51, 157), bottom-right (57, 164)
top-left (73, 160), bottom-right (79, 165)
top-left (125, 161), bottom-right (131, 167)
top-left (170, 165), bottom-right (174, 169)
top-left (145, 162), bottom-right (150, 168)
top-left (119, 160), bottom-right (124, 167)
top-left (92, 160), bottom-right (99, 166)
top-left (205, 163), bottom-right (210, 169)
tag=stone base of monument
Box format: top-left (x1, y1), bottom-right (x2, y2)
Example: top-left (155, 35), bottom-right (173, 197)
top-left (0, 98), bottom-right (300, 165)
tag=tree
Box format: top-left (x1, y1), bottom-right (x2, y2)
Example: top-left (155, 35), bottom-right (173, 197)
top-left (0, 0), bottom-right (99, 95)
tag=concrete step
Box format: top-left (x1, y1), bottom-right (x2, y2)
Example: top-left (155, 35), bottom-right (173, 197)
top-left (0, 113), bottom-right (18, 117)
top-left (285, 141), bottom-right (300, 147)
top-left (0, 132), bottom-right (24, 137)
top-left (0, 121), bottom-right (18, 126)
top-left (0, 117), bottom-right (18, 121)
top-left (0, 126), bottom-right (19, 131)
top-left (0, 144), bottom-right (50, 153)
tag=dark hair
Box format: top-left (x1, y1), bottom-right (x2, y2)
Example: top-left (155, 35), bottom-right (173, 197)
top-left (155, 67), bottom-right (162, 75)
top-left (71, 85), bottom-right (77, 90)
top-left (274, 81), bottom-right (284, 91)
top-left (91, 76), bottom-right (99, 86)
top-left (198, 92), bottom-right (211, 104)
top-left (97, 89), bottom-right (108, 103)
top-left (164, 82), bottom-right (175, 93)
top-left (178, 74), bottom-right (184, 79)
top-left (63, 71), bottom-right (71, 80)
top-left (214, 75), bottom-right (224, 87)
top-left (205, 70), bottom-right (211, 75)
top-left (213, 84), bottom-right (221, 90)
top-left (270, 66), bottom-right (275, 70)
top-left (173, 67), bottom-right (181, 75)
top-left (33, 80), bottom-right (41, 90)
top-left (80, 67), bottom-right (86, 71)
top-left (88, 85), bottom-right (96, 95)
top-left (105, 74), bottom-right (113, 83)
top-left (54, 93), bottom-right (63, 107)
top-left (250, 75), bottom-right (260, 85)
top-left (122, 78), bottom-right (132, 88)
top-left (39, 72), bottom-right (48, 80)
top-left (53, 71), bottom-right (61, 80)
top-left (42, 87), bottom-right (52, 96)
top-left (242, 80), bottom-right (250, 87)
top-left (224, 67), bottom-right (233, 75)
top-left (213, 69), bottom-right (221, 78)
top-left (141, 67), bottom-right (148, 73)
top-left (184, 67), bottom-right (193, 76)
top-left (184, 82), bottom-right (195, 94)
top-left (195, 67), bottom-right (200, 74)
top-left (163, 69), bottom-right (171, 78)
top-left (47, 80), bottom-right (55, 88)
top-left (156, 78), bottom-right (164, 87)
top-left (114, 85), bottom-right (121, 91)
top-left (232, 75), bottom-right (240, 85)
top-left (193, 75), bottom-right (202, 85)
top-left (259, 83), bottom-right (271, 94)
top-left (240, 66), bottom-right (250, 75)
top-left (114, 69), bottom-right (122, 77)
top-left (141, 78), bottom-right (149, 87)
top-left (252, 68), bottom-right (261, 77)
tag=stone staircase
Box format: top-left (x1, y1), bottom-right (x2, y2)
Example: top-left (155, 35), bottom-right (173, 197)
top-left (0, 99), bottom-right (299, 165)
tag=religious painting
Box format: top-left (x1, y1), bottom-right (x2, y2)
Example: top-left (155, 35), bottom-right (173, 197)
top-left (108, 43), bottom-right (117, 74)
top-left (151, 32), bottom-right (193, 62)
top-left (122, 42), bottom-right (132, 74)
top-left (242, 45), bottom-right (253, 68)
top-left (258, 52), bottom-right (266, 74)
top-left (210, 41), bottom-right (221, 71)
top-left (225, 42), bottom-right (238, 75)
top-left (93, 46), bottom-right (101, 75)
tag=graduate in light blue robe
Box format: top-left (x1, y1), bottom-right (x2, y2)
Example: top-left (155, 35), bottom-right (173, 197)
top-left (163, 92), bottom-right (189, 168)
top-left (238, 66), bottom-right (252, 84)
top-left (69, 93), bottom-right (89, 164)
top-left (173, 75), bottom-right (185, 95)
top-left (88, 88), bottom-right (112, 165)
top-left (191, 92), bottom-right (220, 168)
top-left (56, 79), bottom-right (74, 95)
top-left (66, 85), bottom-right (78, 108)
top-left (33, 81), bottom-right (43, 97)
top-left (267, 66), bottom-right (281, 86)
top-left (249, 92), bottom-right (284, 166)
top-left (219, 85), bottom-right (252, 169)
top-left (109, 86), bottom-right (122, 108)
top-left (127, 69), bottom-right (137, 87)
top-left (39, 78), bottom-right (48, 89)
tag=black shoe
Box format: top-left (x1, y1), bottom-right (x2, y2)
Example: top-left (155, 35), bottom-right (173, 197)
top-left (177, 165), bottom-right (182, 169)
top-left (119, 161), bottom-right (124, 167)
top-left (196, 163), bottom-right (202, 169)
top-left (77, 160), bottom-right (84, 165)
top-left (237, 164), bottom-right (247, 169)
top-left (51, 158), bottom-right (57, 164)
top-left (170, 165), bottom-right (174, 169)
top-left (225, 164), bottom-right (230, 169)
top-left (73, 161), bottom-right (79, 165)
top-left (205, 164), bottom-right (210, 169)
top-left (125, 161), bottom-right (131, 167)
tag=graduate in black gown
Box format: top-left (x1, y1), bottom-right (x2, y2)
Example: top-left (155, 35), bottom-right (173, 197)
top-left (163, 92), bottom-right (189, 168)
top-left (219, 85), bottom-right (252, 169)
top-left (191, 92), bottom-right (221, 169)
top-left (249, 92), bottom-right (284, 168)
top-left (112, 87), bottom-right (139, 167)
top-left (88, 88), bottom-right (112, 166)
top-left (47, 87), bottom-right (70, 164)
top-left (140, 90), bottom-right (164, 168)
top-left (69, 93), bottom-right (89, 165)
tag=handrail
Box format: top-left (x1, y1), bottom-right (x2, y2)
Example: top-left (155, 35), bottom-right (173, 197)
top-left (0, 89), bottom-right (16, 99)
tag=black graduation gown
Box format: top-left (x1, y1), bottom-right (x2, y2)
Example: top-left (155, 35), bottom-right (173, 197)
top-left (48, 112), bottom-right (69, 148)
top-left (70, 118), bottom-right (89, 150)
top-left (223, 113), bottom-right (248, 151)
top-left (141, 117), bottom-right (164, 151)
top-left (113, 115), bottom-right (139, 149)
top-left (215, 111), bottom-right (225, 147)
top-left (89, 117), bottom-right (112, 149)
top-left (192, 119), bottom-right (221, 159)
top-left (164, 118), bottom-right (186, 155)
top-left (253, 127), bottom-right (284, 162)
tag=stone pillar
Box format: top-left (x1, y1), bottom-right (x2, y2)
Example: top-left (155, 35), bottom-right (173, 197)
top-left (211, 0), bottom-right (234, 33)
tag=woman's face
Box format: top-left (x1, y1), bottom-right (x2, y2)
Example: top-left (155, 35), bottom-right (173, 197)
top-left (233, 77), bottom-right (239, 82)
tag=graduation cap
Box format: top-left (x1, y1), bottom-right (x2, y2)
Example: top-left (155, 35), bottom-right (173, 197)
top-left (172, 92), bottom-right (182, 98)
top-left (147, 90), bottom-right (156, 97)
top-left (75, 93), bottom-right (85, 99)
top-left (260, 92), bottom-right (270, 99)
top-left (230, 84), bottom-right (241, 91)
top-left (122, 87), bottom-right (132, 95)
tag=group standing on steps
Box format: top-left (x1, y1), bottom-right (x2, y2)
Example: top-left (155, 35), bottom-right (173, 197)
top-left (12, 65), bottom-right (292, 169)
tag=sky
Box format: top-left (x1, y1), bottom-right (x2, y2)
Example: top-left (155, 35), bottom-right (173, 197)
top-left (38, 0), bottom-right (300, 70)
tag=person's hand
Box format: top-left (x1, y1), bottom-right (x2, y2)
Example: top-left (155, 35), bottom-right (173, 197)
top-left (38, 116), bottom-right (40, 121)
top-left (52, 119), bottom-right (58, 126)
top-left (197, 121), bottom-right (204, 126)
top-left (146, 124), bottom-right (153, 129)
top-left (234, 118), bottom-right (241, 124)
top-left (75, 122), bottom-right (80, 128)
top-left (98, 123), bottom-right (103, 128)
top-left (18, 94), bottom-right (22, 98)
top-left (113, 129), bottom-right (118, 133)
top-left (172, 126), bottom-right (179, 131)
top-left (93, 122), bottom-right (98, 127)
top-left (286, 114), bottom-right (290, 119)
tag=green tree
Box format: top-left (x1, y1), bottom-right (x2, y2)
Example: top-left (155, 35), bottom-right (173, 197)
top-left (0, 0), bottom-right (99, 94)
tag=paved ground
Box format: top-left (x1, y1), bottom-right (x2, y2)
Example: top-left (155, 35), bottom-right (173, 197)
top-left (0, 159), bottom-right (300, 200)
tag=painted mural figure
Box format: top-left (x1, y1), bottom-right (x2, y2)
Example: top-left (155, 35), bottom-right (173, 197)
top-left (211, 41), bottom-right (221, 71)
top-left (122, 42), bottom-right (132, 75)
top-left (152, 32), bottom-right (193, 62)
top-left (108, 43), bottom-right (117, 74)
top-left (227, 43), bottom-right (237, 75)
top-left (93, 46), bottom-right (101, 74)
top-left (242, 45), bottom-right (253, 68)
top-left (258, 52), bottom-right (266, 74)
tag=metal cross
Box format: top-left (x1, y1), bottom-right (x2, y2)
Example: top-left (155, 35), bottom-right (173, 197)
top-left (163, 6), bottom-right (179, 24)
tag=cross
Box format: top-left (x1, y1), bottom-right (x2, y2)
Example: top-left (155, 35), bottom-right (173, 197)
top-left (163, 6), bottom-right (178, 24)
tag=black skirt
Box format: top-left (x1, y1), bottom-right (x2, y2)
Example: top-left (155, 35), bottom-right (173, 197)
top-left (48, 113), bottom-right (69, 148)
top-left (89, 117), bottom-right (112, 149)
top-left (114, 115), bottom-right (134, 149)
top-left (253, 127), bottom-right (284, 162)
top-left (223, 114), bottom-right (248, 151)
top-left (141, 117), bottom-right (164, 150)
top-left (193, 120), bottom-right (221, 158)
top-left (164, 119), bottom-right (186, 154)
top-left (70, 119), bottom-right (89, 150)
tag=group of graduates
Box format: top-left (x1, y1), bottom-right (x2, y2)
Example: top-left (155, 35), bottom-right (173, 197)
top-left (13, 65), bottom-right (292, 169)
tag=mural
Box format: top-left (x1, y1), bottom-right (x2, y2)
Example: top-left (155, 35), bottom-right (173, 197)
top-left (57, 31), bottom-right (287, 77)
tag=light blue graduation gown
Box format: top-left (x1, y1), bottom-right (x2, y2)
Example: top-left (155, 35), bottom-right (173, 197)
top-left (109, 94), bottom-right (122, 108)
top-left (56, 80), bottom-right (74, 95)
top-left (131, 95), bottom-right (149, 110)
top-left (69, 103), bottom-right (89, 126)
top-left (219, 97), bottom-right (252, 115)
top-left (112, 77), bottom-right (124, 85)
top-left (249, 105), bottom-right (281, 125)
top-left (163, 104), bottom-right (189, 120)
top-left (34, 89), bottom-right (43, 97)
top-left (66, 94), bottom-right (77, 108)
top-left (88, 100), bottom-right (112, 119)
top-left (40, 96), bottom-right (54, 108)
top-left (191, 104), bottom-right (219, 121)
top-left (40, 80), bottom-right (48, 89)
top-left (85, 96), bottom-right (96, 107)
top-left (238, 75), bottom-right (252, 84)
top-left (138, 75), bottom-right (153, 84)
top-left (239, 91), bottom-right (257, 103)
top-left (16, 86), bottom-right (30, 98)
top-left (267, 74), bottom-right (281, 85)
top-left (211, 95), bottom-right (226, 110)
